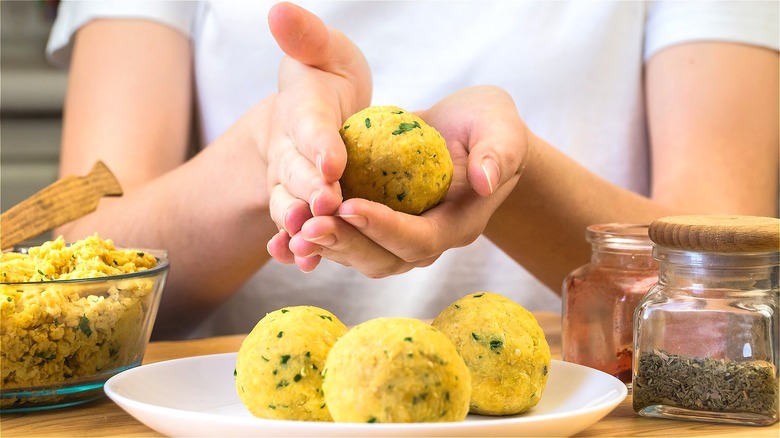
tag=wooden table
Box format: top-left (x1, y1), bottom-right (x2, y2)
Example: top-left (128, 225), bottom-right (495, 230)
top-left (1, 312), bottom-right (777, 437)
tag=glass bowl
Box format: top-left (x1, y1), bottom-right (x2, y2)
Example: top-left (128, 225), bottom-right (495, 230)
top-left (0, 248), bottom-right (168, 412)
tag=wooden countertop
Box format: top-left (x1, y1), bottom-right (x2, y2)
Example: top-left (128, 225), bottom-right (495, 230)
top-left (1, 312), bottom-right (777, 437)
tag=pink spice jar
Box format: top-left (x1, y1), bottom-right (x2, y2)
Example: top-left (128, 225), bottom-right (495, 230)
top-left (561, 224), bottom-right (658, 386)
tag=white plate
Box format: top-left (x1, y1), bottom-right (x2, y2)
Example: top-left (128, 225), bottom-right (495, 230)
top-left (105, 353), bottom-right (627, 437)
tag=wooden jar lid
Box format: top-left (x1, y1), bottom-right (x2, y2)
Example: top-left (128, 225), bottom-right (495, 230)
top-left (649, 215), bottom-right (780, 252)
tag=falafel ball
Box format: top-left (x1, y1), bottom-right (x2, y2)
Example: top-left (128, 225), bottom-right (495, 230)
top-left (323, 317), bottom-right (471, 423)
top-left (339, 106), bottom-right (453, 215)
top-left (432, 292), bottom-right (551, 415)
top-left (235, 306), bottom-right (347, 421)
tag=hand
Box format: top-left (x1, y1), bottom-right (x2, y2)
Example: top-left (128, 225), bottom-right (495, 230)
top-left (285, 85), bottom-right (529, 277)
top-left (262, 2), bottom-right (372, 271)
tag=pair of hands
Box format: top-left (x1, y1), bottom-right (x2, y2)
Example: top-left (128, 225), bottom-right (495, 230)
top-left (262, 2), bottom-right (529, 277)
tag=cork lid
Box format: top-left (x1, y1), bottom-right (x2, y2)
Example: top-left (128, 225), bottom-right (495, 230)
top-left (649, 215), bottom-right (780, 252)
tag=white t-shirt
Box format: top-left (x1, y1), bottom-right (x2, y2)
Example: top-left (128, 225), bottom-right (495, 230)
top-left (48, 1), bottom-right (779, 337)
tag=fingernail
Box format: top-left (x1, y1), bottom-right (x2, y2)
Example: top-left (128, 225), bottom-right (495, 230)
top-left (304, 234), bottom-right (336, 246)
top-left (339, 214), bottom-right (367, 229)
top-left (315, 154), bottom-right (324, 178)
top-left (280, 209), bottom-right (290, 231)
top-left (481, 158), bottom-right (499, 194)
top-left (309, 190), bottom-right (320, 215)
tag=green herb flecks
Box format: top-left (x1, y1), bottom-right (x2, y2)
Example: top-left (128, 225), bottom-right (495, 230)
top-left (319, 314), bottom-right (333, 321)
top-left (276, 379), bottom-right (290, 389)
top-left (280, 355), bottom-right (291, 365)
top-left (473, 293), bottom-right (484, 298)
top-left (277, 331), bottom-right (284, 338)
top-left (367, 416), bottom-right (378, 423)
top-left (34, 351), bottom-right (56, 361)
top-left (412, 393), bottom-right (429, 405)
top-left (471, 332), bottom-right (480, 341)
top-left (261, 356), bottom-right (270, 362)
top-left (365, 118), bottom-right (371, 128)
top-left (392, 121), bottom-right (421, 135)
top-left (490, 339), bottom-right (504, 351)
top-left (293, 374), bottom-right (303, 382)
top-left (281, 309), bottom-right (290, 313)
top-left (404, 337), bottom-right (413, 342)
top-left (79, 315), bottom-right (92, 336)
top-left (396, 192), bottom-right (406, 202)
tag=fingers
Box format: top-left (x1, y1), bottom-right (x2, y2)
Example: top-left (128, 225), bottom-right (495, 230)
top-left (267, 113), bottom-right (344, 215)
top-left (294, 197), bottom-right (471, 270)
top-left (424, 85), bottom-right (528, 198)
top-left (266, 2), bottom-right (372, 220)
top-left (269, 184), bottom-right (313, 235)
top-left (267, 229), bottom-right (322, 272)
top-left (289, 212), bottom-right (435, 278)
top-left (465, 121), bottom-right (526, 198)
top-left (267, 230), bottom-right (294, 264)
top-left (269, 86), bottom-right (348, 184)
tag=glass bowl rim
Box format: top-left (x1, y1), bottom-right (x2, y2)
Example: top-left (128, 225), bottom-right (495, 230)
top-left (1, 248), bottom-right (169, 286)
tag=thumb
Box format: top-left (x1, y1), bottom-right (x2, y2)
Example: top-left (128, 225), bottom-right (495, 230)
top-left (425, 86), bottom-right (528, 197)
top-left (268, 1), bottom-right (372, 118)
top-left (268, 2), bottom-right (331, 67)
top-left (268, 2), bottom-right (369, 81)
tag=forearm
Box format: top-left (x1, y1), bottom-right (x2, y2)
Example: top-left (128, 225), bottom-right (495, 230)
top-left (484, 132), bottom-right (672, 293)
top-left (486, 126), bottom-right (778, 295)
top-left (58, 99), bottom-right (278, 339)
top-left (487, 129), bottom-right (777, 293)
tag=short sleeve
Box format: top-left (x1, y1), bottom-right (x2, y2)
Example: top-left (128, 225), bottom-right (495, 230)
top-left (645, 0), bottom-right (779, 61)
top-left (46, 0), bottom-right (201, 67)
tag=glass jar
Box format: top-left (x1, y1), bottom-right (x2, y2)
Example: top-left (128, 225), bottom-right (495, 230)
top-left (562, 224), bottom-right (659, 385)
top-left (633, 215), bottom-right (779, 426)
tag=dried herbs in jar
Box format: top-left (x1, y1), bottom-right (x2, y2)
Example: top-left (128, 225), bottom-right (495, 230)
top-left (634, 349), bottom-right (778, 419)
top-left (632, 215), bottom-right (780, 426)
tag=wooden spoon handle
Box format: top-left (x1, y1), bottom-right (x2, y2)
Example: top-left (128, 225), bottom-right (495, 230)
top-left (1, 161), bottom-right (123, 250)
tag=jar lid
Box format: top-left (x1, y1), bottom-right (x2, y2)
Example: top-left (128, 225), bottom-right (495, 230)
top-left (649, 215), bottom-right (780, 252)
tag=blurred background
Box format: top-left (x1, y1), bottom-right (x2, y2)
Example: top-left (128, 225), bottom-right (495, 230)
top-left (2, 0), bottom-right (66, 242)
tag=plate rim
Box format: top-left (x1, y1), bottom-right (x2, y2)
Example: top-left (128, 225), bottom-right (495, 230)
top-left (105, 352), bottom-right (628, 434)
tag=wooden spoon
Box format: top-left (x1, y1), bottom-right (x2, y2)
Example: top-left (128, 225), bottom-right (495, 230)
top-left (1, 161), bottom-right (123, 250)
